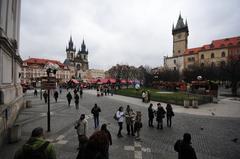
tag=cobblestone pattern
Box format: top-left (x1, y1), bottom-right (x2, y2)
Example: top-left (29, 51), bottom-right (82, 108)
top-left (0, 90), bottom-right (239, 159)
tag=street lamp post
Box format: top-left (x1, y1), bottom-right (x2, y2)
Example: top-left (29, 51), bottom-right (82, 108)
top-left (46, 68), bottom-right (51, 132)
top-left (45, 63), bottom-right (58, 132)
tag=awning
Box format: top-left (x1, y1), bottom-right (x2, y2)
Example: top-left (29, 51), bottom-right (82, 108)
top-left (71, 79), bottom-right (79, 84)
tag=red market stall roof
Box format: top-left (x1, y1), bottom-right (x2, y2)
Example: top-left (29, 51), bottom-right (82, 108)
top-left (70, 79), bottom-right (79, 84)
top-left (121, 79), bottom-right (127, 84)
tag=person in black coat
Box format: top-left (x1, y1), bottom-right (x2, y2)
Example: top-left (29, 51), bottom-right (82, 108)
top-left (79, 89), bottom-right (83, 98)
top-left (91, 104), bottom-right (101, 128)
top-left (166, 103), bottom-right (174, 127)
top-left (66, 92), bottom-right (72, 107)
top-left (43, 91), bottom-right (48, 103)
top-left (156, 103), bottom-right (166, 129)
top-left (101, 124), bottom-right (112, 159)
top-left (54, 91), bottom-right (59, 102)
top-left (148, 103), bottom-right (154, 127)
top-left (174, 133), bottom-right (197, 159)
top-left (75, 93), bottom-right (80, 110)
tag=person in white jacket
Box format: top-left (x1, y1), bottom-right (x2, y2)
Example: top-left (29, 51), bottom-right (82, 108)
top-left (116, 106), bottom-right (124, 137)
top-left (75, 114), bottom-right (88, 149)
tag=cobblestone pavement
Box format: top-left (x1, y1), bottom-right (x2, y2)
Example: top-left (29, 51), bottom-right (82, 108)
top-left (0, 89), bottom-right (240, 159)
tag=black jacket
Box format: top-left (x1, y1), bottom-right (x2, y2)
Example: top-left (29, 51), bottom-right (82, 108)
top-left (91, 107), bottom-right (101, 117)
top-left (148, 107), bottom-right (154, 119)
top-left (156, 107), bottom-right (166, 121)
top-left (174, 140), bottom-right (197, 159)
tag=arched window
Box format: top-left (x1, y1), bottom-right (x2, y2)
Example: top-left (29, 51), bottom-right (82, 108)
top-left (221, 51), bottom-right (225, 57)
top-left (211, 53), bottom-right (215, 58)
top-left (201, 54), bottom-right (204, 59)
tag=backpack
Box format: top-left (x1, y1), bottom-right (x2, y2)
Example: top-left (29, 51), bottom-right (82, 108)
top-left (23, 141), bottom-right (50, 159)
top-left (113, 113), bottom-right (118, 120)
top-left (174, 140), bottom-right (182, 152)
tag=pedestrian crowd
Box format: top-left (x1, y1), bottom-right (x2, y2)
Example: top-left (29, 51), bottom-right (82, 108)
top-left (18, 87), bottom-right (197, 159)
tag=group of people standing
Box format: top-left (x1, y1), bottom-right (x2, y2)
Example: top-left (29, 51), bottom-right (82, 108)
top-left (74, 113), bottom-right (112, 159)
top-left (148, 103), bottom-right (174, 129)
top-left (115, 105), bottom-right (143, 140)
top-left (96, 86), bottom-right (114, 97)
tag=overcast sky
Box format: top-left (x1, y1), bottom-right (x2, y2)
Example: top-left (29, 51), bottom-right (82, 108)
top-left (20, 0), bottom-right (240, 70)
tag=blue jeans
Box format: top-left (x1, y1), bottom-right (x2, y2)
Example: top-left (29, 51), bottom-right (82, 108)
top-left (94, 116), bottom-right (99, 128)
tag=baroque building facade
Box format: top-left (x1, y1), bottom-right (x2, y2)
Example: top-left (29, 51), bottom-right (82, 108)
top-left (164, 14), bottom-right (240, 72)
top-left (21, 58), bottom-right (71, 86)
top-left (0, 0), bottom-right (23, 146)
top-left (64, 36), bottom-right (89, 79)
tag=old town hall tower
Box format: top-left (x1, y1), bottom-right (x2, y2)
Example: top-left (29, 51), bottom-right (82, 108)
top-left (172, 14), bottom-right (189, 57)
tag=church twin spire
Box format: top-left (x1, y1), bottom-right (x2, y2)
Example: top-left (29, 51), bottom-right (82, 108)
top-left (66, 36), bottom-right (88, 54)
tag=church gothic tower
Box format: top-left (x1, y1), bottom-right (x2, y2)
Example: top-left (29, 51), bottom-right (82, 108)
top-left (64, 36), bottom-right (89, 79)
top-left (172, 14), bottom-right (189, 57)
top-left (66, 36), bottom-right (76, 62)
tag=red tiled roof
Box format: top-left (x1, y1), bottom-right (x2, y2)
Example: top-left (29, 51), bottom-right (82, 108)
top-left (23, 58), bottom-right (65, 68)
top-left (185, 47), bottom-right (202, 55)
top-left (185, 36), bottom-right (240, 55)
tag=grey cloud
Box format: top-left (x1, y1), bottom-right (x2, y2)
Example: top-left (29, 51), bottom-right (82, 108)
top-left (20, 0), bottom-right (240, 70)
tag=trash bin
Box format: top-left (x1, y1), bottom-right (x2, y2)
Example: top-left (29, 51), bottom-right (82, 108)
top-left (184, 100), bottom-right (190, 108)
top-left (8, 124), bottom-right (21, 143)
top-left (192, 100), bottom-right (198, 108)
top-left (26, 100), bottom-right (32, 108)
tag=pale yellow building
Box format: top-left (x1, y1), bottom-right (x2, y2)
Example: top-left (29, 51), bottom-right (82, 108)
top-left (164, 14), bottom-right (240, 71)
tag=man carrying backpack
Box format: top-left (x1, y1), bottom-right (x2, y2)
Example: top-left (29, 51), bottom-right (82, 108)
top-left (174, 133), bottom-right (197, 159)
top-left (14, 127), bottom-right (56, 159)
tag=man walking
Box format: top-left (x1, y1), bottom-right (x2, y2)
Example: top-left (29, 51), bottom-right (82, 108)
top-left (156, 103), bottom-right (166, 129)
top-left (53, 91), bottom-right (58, 103)
top-left (14, 127), bottom-right (56, 159)
top-left (43, 91), bottom-right (48, 104)
top-left (66, 92), bottom-right (72, 107)
top-left (75, 114), bottom-right (88, 150)
top-left (91, 103), bottom-right (101, 128)
top-left (75, 93), bottom-right (80, 110)
top-left (174, 133), bottom-right (197, 159)
top-left (79, 88), bottom-right (83, 98)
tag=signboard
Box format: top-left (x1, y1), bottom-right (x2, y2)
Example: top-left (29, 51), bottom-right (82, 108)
top-left (41, 76), bottom-right (56, 89)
